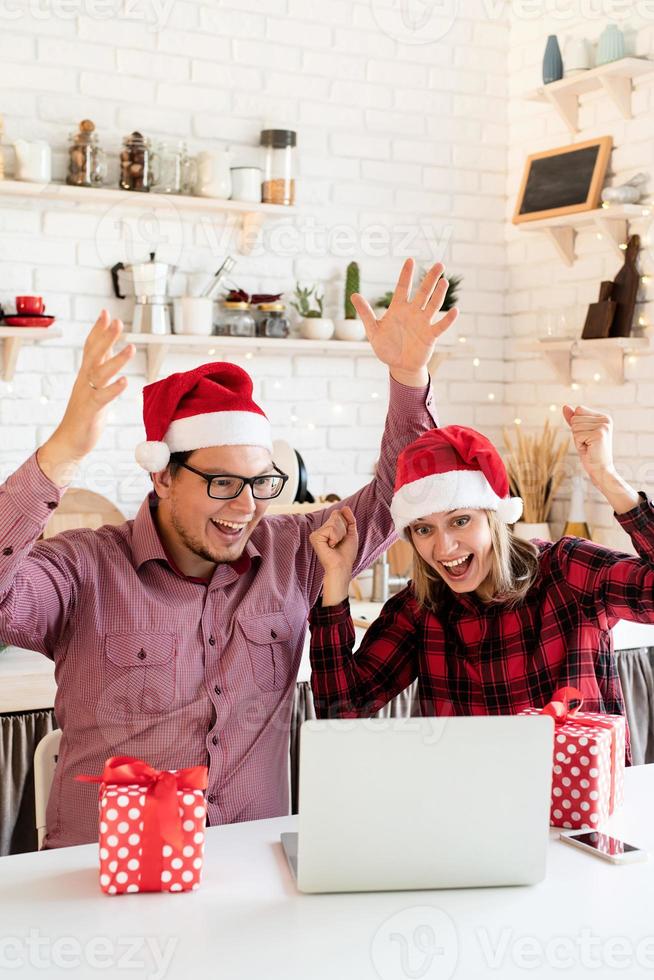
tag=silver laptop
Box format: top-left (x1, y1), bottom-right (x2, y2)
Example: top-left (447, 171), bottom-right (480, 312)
top-left (281, 715), bottom-right (554, 893)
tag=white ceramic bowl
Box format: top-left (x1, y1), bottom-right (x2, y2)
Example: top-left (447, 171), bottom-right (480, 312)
top-left (334, 317), bottom-right (366, 341)
top-left (299, 317), bottom-right (334, 340)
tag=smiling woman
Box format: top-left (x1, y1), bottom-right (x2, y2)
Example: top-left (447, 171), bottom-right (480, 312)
top-left (409, 508), bottom-right (539, 611)
top-left (308, 415), bottom-right (654, 771)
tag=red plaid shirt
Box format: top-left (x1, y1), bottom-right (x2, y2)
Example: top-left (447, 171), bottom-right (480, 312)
top-left (310, 497), bottom-right (654, 763)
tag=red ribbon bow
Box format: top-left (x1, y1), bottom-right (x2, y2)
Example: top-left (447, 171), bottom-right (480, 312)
top-left (541, 687), bottom-right (619, 813)
top-left (77, 756), bottom-right (208, 892)
top-left (542, 685), bottom-right (585, 723)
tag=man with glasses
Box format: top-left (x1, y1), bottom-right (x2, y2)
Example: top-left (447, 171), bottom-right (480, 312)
top-left (0, 259), bottom-right (457, 848)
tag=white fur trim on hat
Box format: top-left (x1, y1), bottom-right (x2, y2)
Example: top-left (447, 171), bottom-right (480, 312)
top-left (391, 469), bottom-right (523, 535)
top-left (497, 495), bottom-right (523, 524)
top-left (135, 441), bottom-right (171, 473)
top-left (164, 410), bottom-right (273, 454)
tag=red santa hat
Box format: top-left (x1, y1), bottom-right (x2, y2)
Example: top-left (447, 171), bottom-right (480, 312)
top-left (135, 362), bottom-right (272, 472)
top-left (390, 425), bottom-right (523, 535)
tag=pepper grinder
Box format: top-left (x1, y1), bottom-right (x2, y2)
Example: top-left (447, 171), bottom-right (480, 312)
top-left (371, 552), bottom-right (390, 603)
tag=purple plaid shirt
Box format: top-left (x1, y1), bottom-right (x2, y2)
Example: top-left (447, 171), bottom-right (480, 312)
top-left (310, 498), bottom-right (654, 766)
top-left (0, 378), bottom-right (437, 848)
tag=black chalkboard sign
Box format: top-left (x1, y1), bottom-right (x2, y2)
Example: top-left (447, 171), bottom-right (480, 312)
top-left (513, 137), bottom-right (612, 224)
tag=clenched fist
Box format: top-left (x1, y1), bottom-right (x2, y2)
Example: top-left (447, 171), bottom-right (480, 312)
top-left (562, 404), bottom-right (614, 484)
top-left (309, 506), bottom-right (359, 576)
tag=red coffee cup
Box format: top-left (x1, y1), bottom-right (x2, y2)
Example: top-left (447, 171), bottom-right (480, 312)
top-left (16, 296), bottom-right (45, 315)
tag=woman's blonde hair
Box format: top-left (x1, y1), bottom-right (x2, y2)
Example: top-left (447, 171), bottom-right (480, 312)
top-left (408, 509), bottom-right (540, 613)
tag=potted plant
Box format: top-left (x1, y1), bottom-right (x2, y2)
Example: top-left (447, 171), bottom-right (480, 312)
top-left (503, 421), bottom-right (569, 541)
top-left (290, 283), bottom-right (334, 340)
top-left (375, 271), bottom-right (462, 317)
top-left (335, 261), bottom-right (366, 341)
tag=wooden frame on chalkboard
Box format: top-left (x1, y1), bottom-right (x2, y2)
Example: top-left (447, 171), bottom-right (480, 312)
top-left (513, 136), bottom-right (612, 224)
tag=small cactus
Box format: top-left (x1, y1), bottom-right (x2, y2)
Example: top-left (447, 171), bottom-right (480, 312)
top-left (344, 261), bottom-right (360, 319)
top-left (290, 283), bottom-right (324, 318)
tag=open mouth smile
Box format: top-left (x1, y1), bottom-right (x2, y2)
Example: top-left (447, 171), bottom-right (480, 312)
top-left (438, 553), bottom-right (474, 580)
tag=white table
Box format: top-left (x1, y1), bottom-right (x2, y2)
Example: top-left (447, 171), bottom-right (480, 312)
top-left (1, 766), bottom-right (654, 979)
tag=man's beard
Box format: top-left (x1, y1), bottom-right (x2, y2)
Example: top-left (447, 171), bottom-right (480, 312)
top-left (170, 504), bottom-right (248, 565)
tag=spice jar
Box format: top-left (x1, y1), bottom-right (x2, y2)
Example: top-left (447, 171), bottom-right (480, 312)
top-left (152, 140), bottom-right (196, 195)
top-left (220, 301), bottom-right (256, 337)
top-left (66, 119), bottom-right (106, 188)
top-left (260, 128), bottom-right (296, 206)
top-left (119, 131), bottom-right (157, 192)
top-left (257, 302), bottom-right (289, 338)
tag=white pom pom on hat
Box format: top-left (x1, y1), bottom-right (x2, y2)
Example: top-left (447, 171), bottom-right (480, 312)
top-left (135, 440), bottom-right (171, 473)
top-left (390, 425), bottom-right (523, 536)
top-left (134, 362), bottom-right (272, 472)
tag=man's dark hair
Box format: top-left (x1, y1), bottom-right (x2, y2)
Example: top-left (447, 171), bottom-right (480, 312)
top-left (167, 450), bottom-right (194, 477)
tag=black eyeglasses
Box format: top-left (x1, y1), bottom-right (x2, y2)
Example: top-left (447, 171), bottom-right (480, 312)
top-left (178, 461), bottom-right (289, 500)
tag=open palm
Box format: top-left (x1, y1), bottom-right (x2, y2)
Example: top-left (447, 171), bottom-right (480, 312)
top-left (351, 259), bottom-right (459, 373)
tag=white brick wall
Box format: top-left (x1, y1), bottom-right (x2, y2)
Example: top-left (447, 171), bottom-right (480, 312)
top-left (1, 0), bottom-right (510, 514)
top-left (507, 8), bottom-right (654, 545)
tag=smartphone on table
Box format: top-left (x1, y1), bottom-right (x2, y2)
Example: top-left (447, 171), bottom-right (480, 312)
top-left (560, 830), bottom-right (648, 865)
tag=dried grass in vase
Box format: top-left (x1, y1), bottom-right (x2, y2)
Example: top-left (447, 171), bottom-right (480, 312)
top-left (503, 421), bottom-right (569, 524)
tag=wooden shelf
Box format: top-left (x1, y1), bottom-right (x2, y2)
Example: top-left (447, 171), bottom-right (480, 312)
top-left (122, 333), bottom-right (457, 382)
top-left (517, 204), bottom-right (650, 266)
top-left (0, 326), bottom-right (62, 381)
top-left (0, 180), bottom-right (296, 255)
top-left (526, 57), bottom-right (654, 133)
top-left (516, 335), bottom-right (650, 384)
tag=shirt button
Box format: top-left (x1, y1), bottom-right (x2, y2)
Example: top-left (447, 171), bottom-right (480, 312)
top-left (46, 501), bottom-right (57, 510)
top-left (214, 685), bottom-right (221, 696)
top-left (211, 735), bottom-right (218, 746)
top-left (137, 649), bottom-right (146, 660)
top-left (208, 636), bottom-right (216, 646)
top-left (2, 547), bottom-right (13, 556)
top-left (271, 630), bottom-right (277, 639)
top-left (207, 794), bottom-right (216, 805)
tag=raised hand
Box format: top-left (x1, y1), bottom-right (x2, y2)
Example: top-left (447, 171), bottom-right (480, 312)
top-left (562, 404), bottom-right (640, 515)
top-left (350, 258), bottom-right (459, 378)
top-left (310, 506), bottom-right (359, 576)
top-left (37, 311), bottom-right (135, 486)
top-left (562, 404), bottom-right (615, 483)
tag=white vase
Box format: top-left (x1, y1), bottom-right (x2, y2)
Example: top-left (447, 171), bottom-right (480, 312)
top-left (299, 317), bottom-right (334, 340)
top-left (334, 317), bottom-right (366, 341)
top-left (512, 521), bottom-right (552, 541)
top-left (564, 37), bottom-right (591, 76)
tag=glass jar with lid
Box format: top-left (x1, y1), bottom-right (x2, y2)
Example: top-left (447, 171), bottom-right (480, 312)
top-left (219, 301), bottom-right (256, 338)
top-left (119, 131), bottom-right (157, 192)
top-left (152, 140), bottom-right (196, 195)
top-left (257, 302), bottom-right (289, 338)
top-left (260, 128), bottom-right (296, 206)
top-left (66, 119), bottom-right (106, 188)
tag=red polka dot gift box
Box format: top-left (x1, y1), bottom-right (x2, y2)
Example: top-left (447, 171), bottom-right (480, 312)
top-left (520, 687), bottom-right (625, 832)
top-left (77, 756), bottom-right (208, 895)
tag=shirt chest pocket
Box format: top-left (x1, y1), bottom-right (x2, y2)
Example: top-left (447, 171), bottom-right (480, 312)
top-left (238, 612), bottom-right (293, 693)
top-left (104, 632), bottom-right (177, 714)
